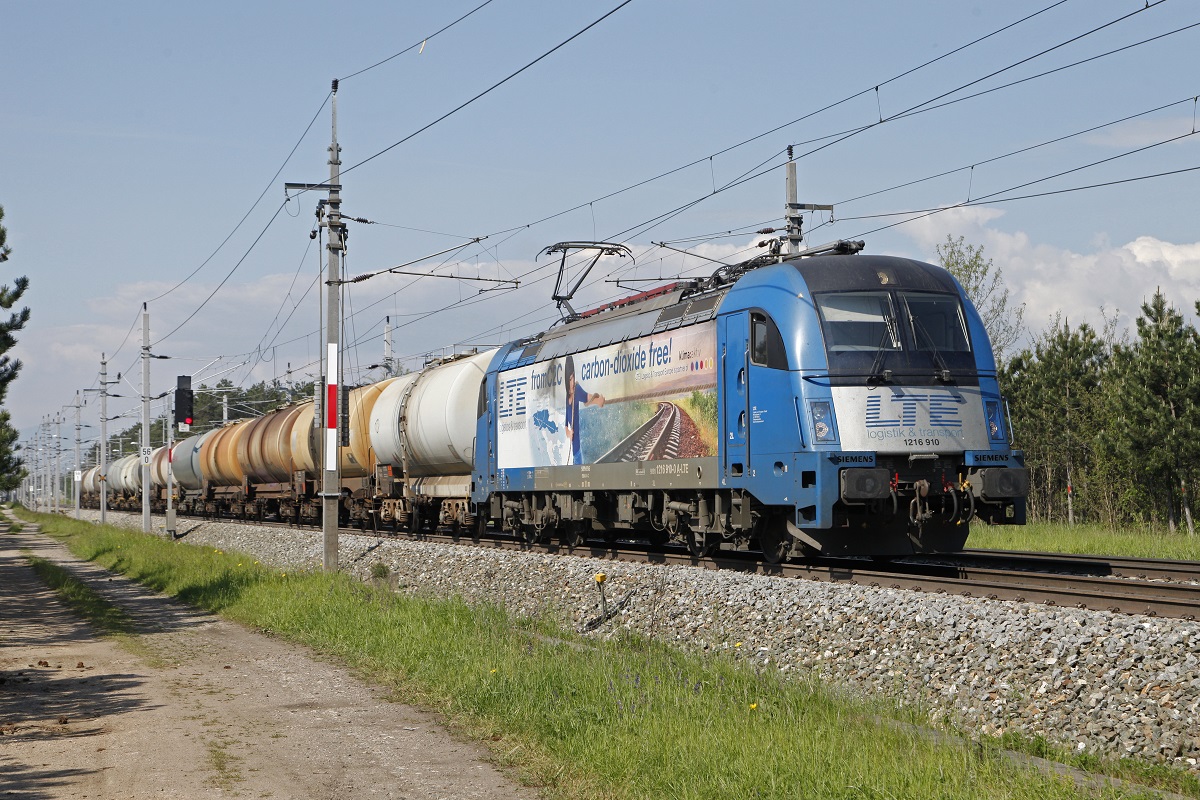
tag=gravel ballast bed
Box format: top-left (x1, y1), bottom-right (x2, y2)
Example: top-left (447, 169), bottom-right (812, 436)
top-left (81, 511), bottom-right (1200, 772)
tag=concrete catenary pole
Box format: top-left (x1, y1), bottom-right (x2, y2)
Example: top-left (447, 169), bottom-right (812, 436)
top-left (100, 354), bottom-right (109, 526)
top-left (384, 316), bottom-right (393, 375)
top-left (141, 303), bottom-right (151, 534)
top-left (74, 391), bottom-right (82, 519)
top-left (285, 78), bottom-right (344, 572)
top-left (54, 412), bottom-right (62, 513)
top-left (322, 80), bottom-right (344, 572)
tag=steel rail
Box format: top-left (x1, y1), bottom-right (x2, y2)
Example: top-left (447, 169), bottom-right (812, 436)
top-left (152, 513), bottom-right (1200, 620)
top-left (338, 522), bottom-right (1200, 620)
top-left (956, 548), bottom-right (1200, 583)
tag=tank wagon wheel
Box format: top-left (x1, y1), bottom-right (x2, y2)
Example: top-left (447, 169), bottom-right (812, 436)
top-left (755, 515), bottom-right (792, 565)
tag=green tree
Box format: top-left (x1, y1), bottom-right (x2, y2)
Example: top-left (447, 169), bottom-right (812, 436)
top-left (1001, 316), bottom-right (1110, 523)
top-left (1100, 290), bottom-right (1198, 534)
top-left (936, 235), bottom-right (1025, 364)
top-left (0, 205), bottom-right (30, 491)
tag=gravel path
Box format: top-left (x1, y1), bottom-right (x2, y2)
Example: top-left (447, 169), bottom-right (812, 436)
top-left (85, 510), bottom-right (1200, 774)
top-left (1, 514), bottom-right (540, 799)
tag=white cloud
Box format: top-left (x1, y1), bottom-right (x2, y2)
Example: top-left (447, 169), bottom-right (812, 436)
top-left (1082, 117), bottom-right (1197, 150)
top-left (901, 207), bottom-right (1200, 347)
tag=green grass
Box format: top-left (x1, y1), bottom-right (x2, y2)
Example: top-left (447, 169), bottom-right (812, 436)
top-left (968, 520), bottom-right (1200, 560)
top-left (15, 508), bottom-right (1198, 799)
top-left (23, 552), bottom-right (135, 636)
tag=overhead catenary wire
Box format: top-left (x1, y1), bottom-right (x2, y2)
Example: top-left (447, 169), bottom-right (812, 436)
top-left (151, 200), bottom-right (290, 348)
top-left (124, 1), bottom-right (1191, 398)
top-left (136, 0), bottom-right (1101, 357)
top-left (340, 0), bottom-right (637, 177)
top-left (146, 94), bottom-right (332, 307)
top-left (832, 94), bottom-right (1200, 208)
top-left (337, 0), bottom-right (500, 83)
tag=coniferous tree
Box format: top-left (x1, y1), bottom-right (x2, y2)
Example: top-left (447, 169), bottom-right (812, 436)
top-left (1101, 290), bottom-right (1199, 534)
top-left (1002, 317), bottom-right (1109, 523)
top-left (0, 205), bottom-right (30, 491)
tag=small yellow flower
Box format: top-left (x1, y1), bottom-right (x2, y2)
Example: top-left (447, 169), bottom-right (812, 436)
top-left (237, 563), bottom-right (243, 567)
top-left (735, 642), bottom-right (743, 648)
top-left (490, 669), bottom-right (497, 674)
top-left (750, 703), bottom-right (758, 710)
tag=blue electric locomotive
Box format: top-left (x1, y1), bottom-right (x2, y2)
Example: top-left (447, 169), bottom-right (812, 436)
top-left (471, 240), bottom-right (1028, 559)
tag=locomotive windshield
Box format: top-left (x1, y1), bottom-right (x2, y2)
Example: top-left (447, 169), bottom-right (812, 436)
top-left (813, 290), bottom-right (974, 382)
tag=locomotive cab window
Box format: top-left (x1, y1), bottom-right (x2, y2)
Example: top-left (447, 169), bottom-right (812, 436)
top-left (750, 312), bottom-right (788, 369)
top-left (899, 292), bottom-right (971, 353)
top-left (813, 292), bottom-right (900, 353)
top-left (814, 290), bottom-right (975, 379)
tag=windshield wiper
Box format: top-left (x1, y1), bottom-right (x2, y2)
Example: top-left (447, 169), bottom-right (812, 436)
top-left (903, 299), bottom-right (954, 384)
top-left (866, 315), bottom-right (900, 387)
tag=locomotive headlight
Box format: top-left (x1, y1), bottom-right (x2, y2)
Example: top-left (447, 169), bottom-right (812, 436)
top-left (985, 400), bottom-right (1005, 442)
top-left (808, 400), bottom-right (839, 444)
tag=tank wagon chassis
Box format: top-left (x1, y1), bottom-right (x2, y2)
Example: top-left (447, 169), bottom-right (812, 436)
top-left (81, 243), bottom-right (1029, 562)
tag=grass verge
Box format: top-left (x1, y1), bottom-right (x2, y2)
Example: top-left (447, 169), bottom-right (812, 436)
top-left (23, 553), bottom-right (135, 636)
top-left (15, 508), bottom-right (1199, 799)
top-left (968, 521), bottom-right (1200, 560)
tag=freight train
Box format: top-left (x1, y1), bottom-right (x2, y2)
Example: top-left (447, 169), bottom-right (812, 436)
top-left (82, 240), bottom-right (1029, 560)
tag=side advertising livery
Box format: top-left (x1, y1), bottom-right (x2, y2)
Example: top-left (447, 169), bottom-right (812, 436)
top-left (497, 322), bottom-right (718, 469)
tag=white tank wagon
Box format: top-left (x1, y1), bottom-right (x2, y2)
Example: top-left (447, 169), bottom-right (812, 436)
top-left (150, 446), bottom-right (171, 488)
top-left (172, 431), bottom-right (213, 492)
top-left (80, 466), bottom-right (102, 497)
top-left (369, 349), bottom-right (497, 528)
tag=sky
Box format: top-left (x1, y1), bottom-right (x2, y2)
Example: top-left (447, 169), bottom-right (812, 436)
top-left (3, 0), bottom-right (1199, 458)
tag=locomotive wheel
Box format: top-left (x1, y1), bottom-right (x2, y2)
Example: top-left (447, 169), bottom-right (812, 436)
top-left (560, 521), bottom-right (587, 549)
top-left (519, 524), bottom-right (545, 545)
top-left (472, 511), bottom-right (487, 543)
top-left (756, 516), bottom-right (792, 564)
top-left (686, 527), bottom-right (716, 558)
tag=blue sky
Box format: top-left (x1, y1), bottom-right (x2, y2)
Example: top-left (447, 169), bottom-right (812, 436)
top-left (3, 0), bottom-right (1198, 452)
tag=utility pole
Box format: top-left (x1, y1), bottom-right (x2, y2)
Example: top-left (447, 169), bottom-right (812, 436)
top-left (54, 412), bottom-right (62, 513)
top-left (287, 78), bottom-right (344, 572)
top-left (42, 419), bottom-right (49, 512)
top-left (166, 393), bottom-right (176, 538)
top-left (141, 303), bottom-right (152, 534)
top-left (783, 147), bottom-right (832, 257)
top-left (384, 316), bottom-right (394, 375)
top-left (73, 391), bottom-right (82, 519)
top-left (100, 354), bottom-right (109, 526)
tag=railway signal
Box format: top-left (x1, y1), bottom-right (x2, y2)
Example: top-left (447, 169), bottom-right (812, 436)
top-left (175, 375), bottom-right (193, 432)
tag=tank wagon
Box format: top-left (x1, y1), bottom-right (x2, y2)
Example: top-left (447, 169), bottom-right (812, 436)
top-left (82, 242), bottom-right (1028, 560)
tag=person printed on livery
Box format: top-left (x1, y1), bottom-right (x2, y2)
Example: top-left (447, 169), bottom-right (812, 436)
top-left (563, 355), bottom-right (604, 465)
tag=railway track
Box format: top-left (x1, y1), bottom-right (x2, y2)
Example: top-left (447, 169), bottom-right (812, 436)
top-left (954, 548), bottom-right (1200, 583)
top-left (168, 513), bottom-right (1200, 621)
top-left (597, 402), bottom-right (681, 463)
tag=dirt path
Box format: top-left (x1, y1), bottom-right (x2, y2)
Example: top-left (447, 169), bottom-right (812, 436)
top-left (0, 516), bottom-right (540, 800)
